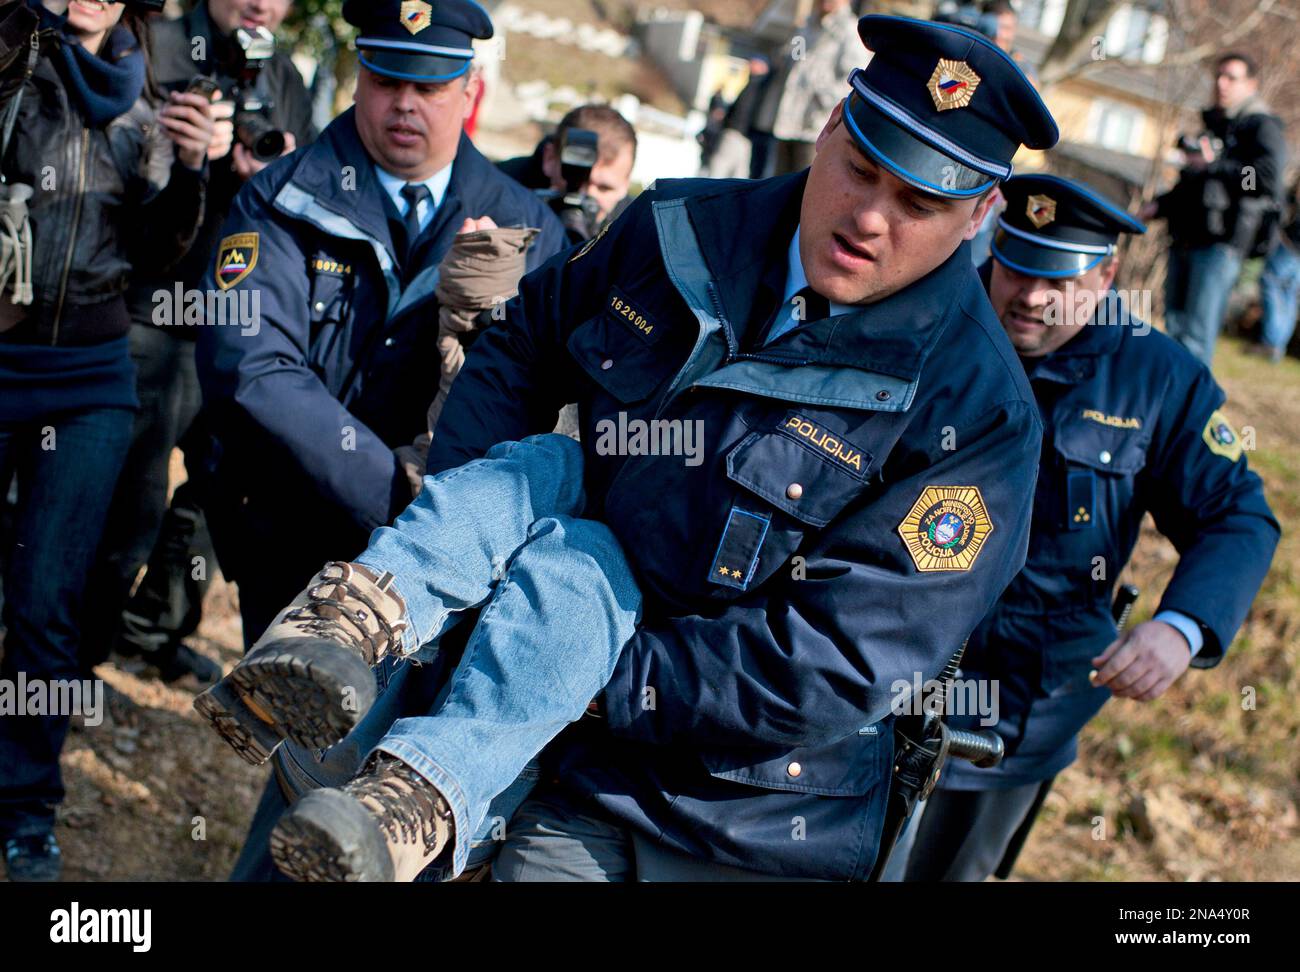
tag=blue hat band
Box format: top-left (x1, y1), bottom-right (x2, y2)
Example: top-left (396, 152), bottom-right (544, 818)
top-left (359, 48), bottom-right (473, 83)
top-left (357, 36), bottom-right (476, 59)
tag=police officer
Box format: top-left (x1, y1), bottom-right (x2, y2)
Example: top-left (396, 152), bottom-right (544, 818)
top-left (210, 13), bottom-right (1061, 883)
top-left (193, 0), bottom-right (566, 646)
top-left (419, 15), bottom-right (1057, 881)
top-left (901, 174), bottom-right (1280, 882)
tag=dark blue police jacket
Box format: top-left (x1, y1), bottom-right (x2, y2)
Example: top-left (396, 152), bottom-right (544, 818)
top-left (943, 291), bottom-right (1279, 790)
top-left (194, 109), bottom-right (566, 575)
top-left (426, 173), bottom-right (1046, 880)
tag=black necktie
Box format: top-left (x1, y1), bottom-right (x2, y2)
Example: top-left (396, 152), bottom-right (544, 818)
top-left (792, 285), bottom-right (831, 326)
top-left (758, 285), bottom-right (829, 346)
top-left (399, 183), bottom-right (432, 262)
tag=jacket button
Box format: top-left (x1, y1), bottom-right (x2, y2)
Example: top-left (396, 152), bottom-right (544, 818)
top-left (1099, 450), bottom-right (1112, 464)
top-left (601, 359), bottom-right (614, 370)
top-left (313, 301), bottom-right (326, 314)
top-left (786, 761), bottom-right (802, 777)
top-left (786, 483), bottom-right (804, 500)
top-left (876, 390), bottom-right (891, 401)
top-left (385, 338), bottom-right (396, 347)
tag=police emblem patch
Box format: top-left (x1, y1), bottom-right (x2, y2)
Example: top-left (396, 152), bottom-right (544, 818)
top-left (898, 486), bottom-right (994, 572)
top-left (215, 233), bottom-right (259, 291)
top-left (1026, 194), bottom-right (1057, 229)
top-left (1202, 409), bottom-right (1243, 462)
top-left (399, 0), bottom-right (433, 35)
top-left (927, 59), bottom-right (981, 111)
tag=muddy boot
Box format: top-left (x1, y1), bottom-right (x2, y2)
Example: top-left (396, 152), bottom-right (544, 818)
top-left (194, 562), bottom-right (409, 765)
top-left (269, 753), bottom-right (453, 882)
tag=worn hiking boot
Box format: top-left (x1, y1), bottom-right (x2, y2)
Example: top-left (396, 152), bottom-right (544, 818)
top-left (270, 754), bottom-right (453, 882)
top-left (194, 562), bottom-right (409, 766)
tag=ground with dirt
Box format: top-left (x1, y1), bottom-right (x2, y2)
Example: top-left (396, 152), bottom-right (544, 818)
top-left (6, 339), bottom-right (1298, 883)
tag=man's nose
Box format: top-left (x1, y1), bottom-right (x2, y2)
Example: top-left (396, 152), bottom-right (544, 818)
top-left (392, 84), bottom-right (417, 111)
top-left (848, 194), bottom-right (891, 240)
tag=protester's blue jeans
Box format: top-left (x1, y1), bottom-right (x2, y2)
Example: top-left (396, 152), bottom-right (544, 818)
top-left (1259, 240), bottom-right (1300, 354)
top-left (231, 434), bottom-right (642, 880)
top-left (0, 406), bottom-right (134, 838)
top-left (1163, 243), bottom-right (1244, 365)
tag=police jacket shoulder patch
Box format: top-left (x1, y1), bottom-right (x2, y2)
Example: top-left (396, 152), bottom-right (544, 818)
top-left (1203, 409), bottom-right (1243, 462)
top-left (216, 233), bottom-right (260, 291)
top-left (898, 485), bottom-right (994, 572)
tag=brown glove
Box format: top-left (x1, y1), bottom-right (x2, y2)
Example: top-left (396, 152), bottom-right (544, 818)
top-left (399, 226), bottom-right (540, 492)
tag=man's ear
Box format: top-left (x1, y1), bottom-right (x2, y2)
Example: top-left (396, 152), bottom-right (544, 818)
top-left (816, 101), bottom-right (845, 155)
top-left (462, 68), bottom-right (483, 117)
top-left (1098, 255), bottom-right (1120, 292)
top-left (963, 187), bottom-right (1001, 241)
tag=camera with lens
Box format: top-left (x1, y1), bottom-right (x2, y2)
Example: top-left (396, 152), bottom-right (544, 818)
top-left (1175, 131), bottom-right (1224, 159)
top-left (220, 25), bottom-right (288, 165)
top-left (536, 127), bottom-right (602, 243)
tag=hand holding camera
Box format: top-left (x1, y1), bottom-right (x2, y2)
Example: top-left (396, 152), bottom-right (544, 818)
top-left (159, 89), bottom-right (219, 171)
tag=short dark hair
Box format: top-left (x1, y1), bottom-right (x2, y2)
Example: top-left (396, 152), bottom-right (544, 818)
top-left (1216, 52), bottom-right (1259, 78)
top-left (984, 1), bottom-right (1017, 18)
top-left (557, 105), bottom-right (638, 164)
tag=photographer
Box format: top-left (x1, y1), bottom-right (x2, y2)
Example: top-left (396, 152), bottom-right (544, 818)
top-left (0, 0), bottom-right (214, 881)
top-left (84, 0), bottom-right (315, 686)
top-left (497, 103), bottom-right (636, 244)
top-left (1142, 52), bottom-right (1287, 365)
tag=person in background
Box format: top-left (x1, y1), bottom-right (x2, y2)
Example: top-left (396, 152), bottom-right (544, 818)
top-left (1250, 174), bottom-right (1300, 363)
top-left (1141, 52), bottom-right (1287, 365)
top-left (0, 0), bottom-right (214, 881)
top-left (703, 56), bottom-right (770, 180)
top-left (763, 0), bottom-right (861, 176)
top-left (83, 0), bottom-right (316, 686)
top-left (497, 102), bottom-right (637, 242)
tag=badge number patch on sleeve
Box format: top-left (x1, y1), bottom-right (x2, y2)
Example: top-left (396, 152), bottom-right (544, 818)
top-left (216, 233), bottom-right (260, 291)
top-left (898, 486), bottom-right (994, 572)
top-left (1202, 410), bottom-right (1243, 462)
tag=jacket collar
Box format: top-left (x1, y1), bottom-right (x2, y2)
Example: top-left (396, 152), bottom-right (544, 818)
top-left (684, 172), bottom-right (979, 379)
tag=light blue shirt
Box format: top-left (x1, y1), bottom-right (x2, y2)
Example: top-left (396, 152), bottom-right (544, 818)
top-left (769, 232), bottom-right (1204, 659)
top-left (766, 227), bottom-right (856, 344)
top-left (1153, 610), bottom-right (1203, 657)
top-left (374, 161), bottom-right (454, 237)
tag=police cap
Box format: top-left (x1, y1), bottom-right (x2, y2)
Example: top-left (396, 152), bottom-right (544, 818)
top-left (344, 0), bottom-right (493, 83)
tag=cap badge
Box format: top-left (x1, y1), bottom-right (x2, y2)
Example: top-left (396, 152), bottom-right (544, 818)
top-left (928, 58), bottom-right (981, 111)
top-left (400, 0), bottom-right (433, 35)
top-left (1026, 194), bottom-right (1057, 228)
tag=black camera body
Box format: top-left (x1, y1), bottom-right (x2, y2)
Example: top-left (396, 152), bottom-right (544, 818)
top-left (226, 25), bottom-right (287, 164)
top-left (1176, 132), bottom-right (1225, 158)
top-left (536, 127), bottom-right (601, 242)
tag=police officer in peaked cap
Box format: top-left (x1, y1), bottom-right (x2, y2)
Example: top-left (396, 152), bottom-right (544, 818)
top-left (191, 0), bottom-right (568, 880)
top-left (900, 173), bottom-right (1279, 882)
